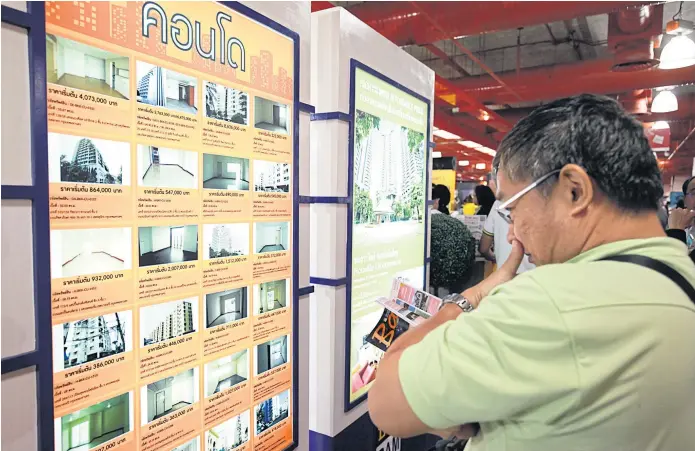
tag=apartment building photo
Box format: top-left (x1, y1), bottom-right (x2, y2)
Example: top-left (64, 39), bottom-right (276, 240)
top-left (204, 350), bottom-right (249, 397)
top-left (253, 279), bottom-right (289, 315)
top-left (206, 410), bottom-right (250, 451)
top-left (172, 437), bottom-right (199, 451)
top-left (203, 223), bottom-right (249, 260)
top-left (54, 311), bottom-right (132, 372)
top-left (59, 392), bottom-right (132, 451)
top-left (253, 222), bottom-right (289, 254)
top-left (46, 34), bottom-right (130, 100)
top-left (136, 61), bottom-right (197, 114)
top-left (205, 82), bottom-right (248, 125)
top-left (138, 225), bottom-right (198, 267)
top-left (48, 132), bottom-right (130, 186)
top-left (50, 227), bottom-right (132, 279)
top-left (205, 287), bottom-right (249, 328)
top-left (254, 390), bottom-right (289, 436)
top-left (253, 160), bottom-right (290, 193)
top-left (140, 297), bottom-right (197, 347)
top-left (137, 145), bottom-right (198, 189)
top-left (202, 154), bottom-right (250, 191)
top-left (142, 367), bottom-right (198, 424)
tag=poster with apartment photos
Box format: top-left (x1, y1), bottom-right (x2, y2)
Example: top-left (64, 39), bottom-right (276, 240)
top-left (45, 2), bottom-right (295, 451)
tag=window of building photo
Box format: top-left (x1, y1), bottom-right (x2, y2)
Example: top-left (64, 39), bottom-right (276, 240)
top-left (48, 132), bottom-right (130, 186)
top-left (140, 297), bottom-right (197, 347)
top-left (202, 154), bottom-right (250, 191)
top-left (253, 160), bottom-right (290, 193)
top-left (203, 223), bottom-right (250, 260)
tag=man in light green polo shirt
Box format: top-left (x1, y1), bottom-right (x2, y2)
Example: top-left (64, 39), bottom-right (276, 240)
top-left (368, 94), bottom-right (695, 451)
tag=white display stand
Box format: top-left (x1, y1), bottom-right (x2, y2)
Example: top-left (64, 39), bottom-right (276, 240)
top-left (308, 6), bottom-right (435, 446)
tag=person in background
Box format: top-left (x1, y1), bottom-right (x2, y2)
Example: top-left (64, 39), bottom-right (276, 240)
top-left (462, 194), bottom-right (478, 215)
top-left (431, 184), bottom-right (451, 215)
top-left (474, 185), bottom-right (495, 216)
top-left (667, 176), bottom-right (695, 263)
top-left (367, 94), bottom-right (695, 451)
top-left (479, 197), bottom-right (536, 273)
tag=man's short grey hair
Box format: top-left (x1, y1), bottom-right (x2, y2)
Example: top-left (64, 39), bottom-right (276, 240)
top-left (493, 94), bottom-right (663, 211)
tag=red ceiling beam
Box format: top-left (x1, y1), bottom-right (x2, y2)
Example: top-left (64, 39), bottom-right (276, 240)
top-left (311, 1), bottom-right (335, 13)
top-left (345, 1), bottom-right (654, 46)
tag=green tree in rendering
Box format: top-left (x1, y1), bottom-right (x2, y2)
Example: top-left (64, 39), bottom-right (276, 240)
top-left (409, 183), bottom-right (424, 221)
top-left (392, 200), bottom-right (403, 221)
top-left (231, 113), bottom-right (245, 124)
top-left (405, 128), bottom-right (424, 155)
top-left (117, 167), bottom-right (123, 184)
top-left (354, 188), bottom-right (374, 224)
top-left (355, 110), bottom-right (380, 149)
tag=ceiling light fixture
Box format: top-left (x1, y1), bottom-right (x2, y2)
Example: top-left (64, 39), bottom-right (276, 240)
top-left (433, 129), bottom-right (461, 140)
top-left (660, 2), bottom-right (695, 69)
top-left (432, 151), bottom-right (442, 158)
top-left (475, 163), bottom-right (486, 170)
top-left (459, 160), bottom-right (470, 167)
top-left (651, 89), bottom-right (678, 113)
top-left (459, 140), bottom-right (482, 148)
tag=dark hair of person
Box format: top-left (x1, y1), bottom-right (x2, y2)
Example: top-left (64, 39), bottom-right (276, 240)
top-left (493, 94), bottom-right (663, 211)
top-left (474, 185), bottom-right (496, 216)
top-left (432, 184), bottom-right (451, 215)
top-left (683, 176), bottom-right (694, 195)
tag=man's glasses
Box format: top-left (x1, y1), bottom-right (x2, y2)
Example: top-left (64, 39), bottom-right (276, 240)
top-left (496, 169), bottom-right (561, 224)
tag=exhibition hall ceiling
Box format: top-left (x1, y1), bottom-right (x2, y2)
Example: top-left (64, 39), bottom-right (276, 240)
top-left (317, 1), bottom-right (695, 182)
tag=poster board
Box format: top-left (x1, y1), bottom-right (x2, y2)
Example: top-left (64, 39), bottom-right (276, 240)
top-left (345, 59), bottom-right (431, 409)
top-left (44, 2), bottom-right (298, 450)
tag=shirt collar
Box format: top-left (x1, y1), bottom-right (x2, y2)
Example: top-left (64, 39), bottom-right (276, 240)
top-left (568, 237), bottom-right (688, 264)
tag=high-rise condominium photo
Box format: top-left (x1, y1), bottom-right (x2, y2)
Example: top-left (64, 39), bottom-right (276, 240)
top-left (46, 34), bottom-right (130, 100)
top-left (206, 410), bottom-right (250, 451)
top-left (254, 390), bottom-right (289, 436)
top-left (48, 132), bottom-right (130, 186)
top-left (53, 311), bottom-right (132, 372)
top-left (137, 146), bottom-right (198, 189)
top-left (136, 61), bottom-right (197, 114)
top-left (204, 350), bottom-right (249, 397)
top-left (138, 225), bottom-right (198, 267)
top-left (205, 287), bottom-right (249, 328)
top-left (140, 297), bottom-right (198, 347)
top-left (203, 154), bottom-right (250, 191)
top-left (253, 160), bottom-right (290, 193)
top-left (141, 367), bottom-right (198, 424)
top-left (253, 279), bottom-right (289, 315)
top-left (253, 222), bottom-right (289, 254)
top-left (254, 97), bottom-right (289, 134)
top-left (59, 392), bottom-right (132, 451)
top-left (205, 82), bottom-right (248, 125)
top-left (50, 227), bottom-right (132, 279)
top-left (203, 223), bottom-right (249, 260)
top-left (255, 335), bottom-right (289, 375)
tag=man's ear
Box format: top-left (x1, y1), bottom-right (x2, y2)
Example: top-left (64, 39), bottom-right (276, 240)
top-left (557, 164), bottom-right (593, 216)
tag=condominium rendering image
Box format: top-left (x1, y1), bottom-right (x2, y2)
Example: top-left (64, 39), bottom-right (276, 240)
top-left (205, 82), bottom-right (248, 125)
top-left (144, 300), bottom-right (194, 346)
top-left (254, 161), bottom-right (290, 193)
top-left (72, 138), bottom-right (110, 183)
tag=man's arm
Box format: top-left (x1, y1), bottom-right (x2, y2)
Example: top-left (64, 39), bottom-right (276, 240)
top-left (479, 232), bottom-right (495, 262)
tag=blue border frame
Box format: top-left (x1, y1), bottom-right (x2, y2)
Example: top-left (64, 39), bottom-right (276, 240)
top-left (1, 2), bottom-right (301, 450)
top-left (344, 59), bottom-right (432, 411)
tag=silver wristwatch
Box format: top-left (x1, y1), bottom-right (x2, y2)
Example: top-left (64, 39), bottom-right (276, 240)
top-left (439, 293), bottom-right (475, 312)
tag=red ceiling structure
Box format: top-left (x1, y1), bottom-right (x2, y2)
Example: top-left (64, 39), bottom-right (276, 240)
top-left (312, 1), bottom-right (695, 184)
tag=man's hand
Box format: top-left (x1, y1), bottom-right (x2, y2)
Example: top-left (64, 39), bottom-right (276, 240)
top-left (463, 239), bottom-right (524, 307)
top-left (669, 208), bottom-right (695, 231)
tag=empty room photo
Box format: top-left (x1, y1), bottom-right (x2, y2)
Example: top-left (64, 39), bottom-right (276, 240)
top-left (253, 222), bottom-right (289, 254)
top-left (141, 367), bottom-right (199, 424)
top-left (255, 335), bottom-right (289, 375)
top-left (53, 311), bottom-right (133, 373)
top-left (137, 61), bottom-right (197, 114)
top-left (253, 279), bottom-right (289, 315)
top-left (46, 34), bottom-right (130, 100)
top-left (253, 97), bottom-right (289, 134)
top-left (205, 81), bottom-right (248, 125)
top-left (50, 227), bottom-right (132, 279)
top-left (48, 132), bottom-right (130, 185)
top-left (137, 146), bottom-right (198, 189)
top-left (57, 392), bottom-right (133, 451)
top-left (138, 225), bottom-right (198, 267)
top-left (206, 410), bottom-right (250, 451)
top-left (203, 223), bottom-right (249, 259)
top-left (203, 154), bottom-right (250, 191)
top-left (205, 287), bottom-right (249, 328)
top-left (254, 390), bottom-right (289, 436)
top-left (172, 437), bottom-right (199, 451)
top-left (253, 160), bottom-right (290, 193)
top-left (204, 350), bottom-right (249, 397)
top-left (140, 297), bottom-right (198, 347)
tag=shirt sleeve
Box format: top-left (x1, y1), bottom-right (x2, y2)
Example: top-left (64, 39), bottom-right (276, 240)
top-left (482, 201), bottom-right (497, 236)
top-left (398, 274), bottom-right (578, 429)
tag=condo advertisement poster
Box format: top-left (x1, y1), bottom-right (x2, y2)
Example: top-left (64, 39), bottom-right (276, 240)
top-left (45, 2), bottom-right (294, 451)
top-left (348, 67), bottom-right (428, 403)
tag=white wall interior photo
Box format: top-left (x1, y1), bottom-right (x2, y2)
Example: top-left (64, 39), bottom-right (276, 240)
top-left (52, 310), bottom-right (133, 373)
top-left (253, 221), bottom-right (289, 254)
top-left (141, 367), bottom-right (199, 425)
top-left (138, 225), bottom-right (198, 267)
top-left (204, 81), bottom-right (249, 125)
top-left (48, 132), bottom-right (131, 185)
top-left (255, 334), bottom-right (289, 375)
top-left (137, 145), bottom-right (198, 189)
top-left (205, 286), bottom-right (249, 328)
top-left (253, 160), bottom-right (290, 193)
top-left (253, 96), bottom-right (289, 135)
top-left (203, 223), bottom-right (250, 260)
top-left (50, 227), bottom-right (132, 279)
top-left (253, 278), bottom-right (289, 315)
top-left (202, 153), bottom-right (250, 191)
top-left (46, 34), bottom-right (130, 100)
top-left (172, 436), bottom-right (200, 451)
top-left (139, 296), bottom-right (198, 347)
top-left (205, 409), bottom-right (250, 451)
top-left (136, 61), bottom-right (198, 114)
top-left (204, 349), bottom-right (249, 397)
